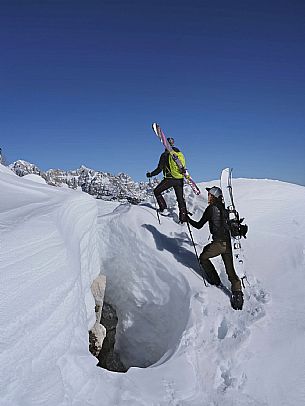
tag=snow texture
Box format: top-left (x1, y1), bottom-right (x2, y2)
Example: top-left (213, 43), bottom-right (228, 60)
top-left (1, 163), bottom-right (305, 406)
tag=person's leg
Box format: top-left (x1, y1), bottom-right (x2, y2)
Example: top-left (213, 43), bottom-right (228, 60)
top-left (172, 179), bottom-right (187, 222)
top-left (153, 179), bottom-right (171, 211)
top-left (221, 241), bottom-right (244, 310)
top-left (199, 242), bottom-right (223, 286)
top-left (221, 242), bottom-right (242, 291)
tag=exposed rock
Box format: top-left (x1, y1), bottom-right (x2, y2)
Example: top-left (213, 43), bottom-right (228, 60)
top-left (89, 275), bottom-right (107, 357)
top-left (89, 277), bottom-right (126, 372)
top-left (97, 303), bottom-right (127, 373)
top-left (9, 160), bottom-right (42, 178)
top-left (9, 160), bottom-right (159, 203)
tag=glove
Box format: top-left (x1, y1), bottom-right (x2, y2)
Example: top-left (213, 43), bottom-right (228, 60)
top-left (146, 172), bottom-right (152, 178)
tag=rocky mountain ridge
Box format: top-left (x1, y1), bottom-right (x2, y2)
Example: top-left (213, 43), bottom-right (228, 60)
top-left (9, 160), bottom-right (158, 203)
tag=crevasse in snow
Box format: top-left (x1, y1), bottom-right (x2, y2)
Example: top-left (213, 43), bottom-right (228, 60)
top-left (1, 163), bottom-right (305, 406)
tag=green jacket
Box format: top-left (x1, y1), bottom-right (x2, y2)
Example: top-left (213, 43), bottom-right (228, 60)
top-left (150, 147), bottom-right (185, 179)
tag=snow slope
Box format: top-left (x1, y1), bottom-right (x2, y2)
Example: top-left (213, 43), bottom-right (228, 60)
top-left (0, 165), bottom-right (101, 405)
top-left (1, 163), bottom-right (305, 406)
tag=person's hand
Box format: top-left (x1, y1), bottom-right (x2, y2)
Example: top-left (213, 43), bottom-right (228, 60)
top-left (146, 172), bottom-right (152, 178)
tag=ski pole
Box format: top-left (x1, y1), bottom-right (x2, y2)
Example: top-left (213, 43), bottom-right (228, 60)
top-left (186, 220), bottom-right (207, 287)
top-left (149, 178), bottom-right (160, 224)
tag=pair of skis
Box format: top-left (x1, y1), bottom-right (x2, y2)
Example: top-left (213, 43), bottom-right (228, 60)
top-left (152, 123), bottom-right (201, 195)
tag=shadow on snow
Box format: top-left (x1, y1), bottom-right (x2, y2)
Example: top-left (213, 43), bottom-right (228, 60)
top-left (142, 223), bottom-right (203, 279)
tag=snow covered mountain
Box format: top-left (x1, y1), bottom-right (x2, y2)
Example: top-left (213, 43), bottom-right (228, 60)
top-left (9, 160), bottom-right (156, 203)
top-left (1, 163), bottom-right (305, 406)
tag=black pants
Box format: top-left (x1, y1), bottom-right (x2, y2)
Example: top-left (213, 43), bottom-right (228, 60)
top-left (199, 240), bottom-right (241, 291)
top-left (154, 178), bottom-right (186, 212)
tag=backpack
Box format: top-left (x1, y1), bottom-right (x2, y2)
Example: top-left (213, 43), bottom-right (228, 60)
top-left (168, 151), bottom-right (185, 179)
top-left (225, 208), bottom-right (248, 239)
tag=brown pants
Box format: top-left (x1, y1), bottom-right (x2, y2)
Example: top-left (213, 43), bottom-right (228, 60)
top-left (199, 241), bottom-right (242, 291)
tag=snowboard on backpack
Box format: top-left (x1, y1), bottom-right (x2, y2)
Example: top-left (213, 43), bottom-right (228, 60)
top-left (220, 168), bottom-right (248, 279)
top-left (152, 123), bottom-right (201, 195)
top-left (220, 168), bottom-right (248, 309)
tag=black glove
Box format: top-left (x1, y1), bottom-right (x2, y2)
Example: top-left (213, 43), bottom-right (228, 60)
top-left (146, 172), bottom-right (152, 178)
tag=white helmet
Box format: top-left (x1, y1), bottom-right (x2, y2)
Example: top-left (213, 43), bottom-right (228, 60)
top-left (206, 186), bottom-right (222, 198)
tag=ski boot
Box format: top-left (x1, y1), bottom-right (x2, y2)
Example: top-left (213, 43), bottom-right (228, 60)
top-left (179, 208), bottom-right (187, 223)
top-left (230, 291), bottom-right (244, 310)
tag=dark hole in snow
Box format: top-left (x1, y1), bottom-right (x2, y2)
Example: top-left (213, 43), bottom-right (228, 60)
top-left (97, 265), bottom-right (191, 370)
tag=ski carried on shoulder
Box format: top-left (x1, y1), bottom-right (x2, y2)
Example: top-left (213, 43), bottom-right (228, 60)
top-left (220, 168), bottom-right (248, 287)
top-left (152, 122), bottom-right (201, 195)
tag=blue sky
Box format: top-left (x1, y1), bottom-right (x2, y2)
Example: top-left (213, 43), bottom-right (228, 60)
top-left (1, 0), bottom-right (304, 185)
